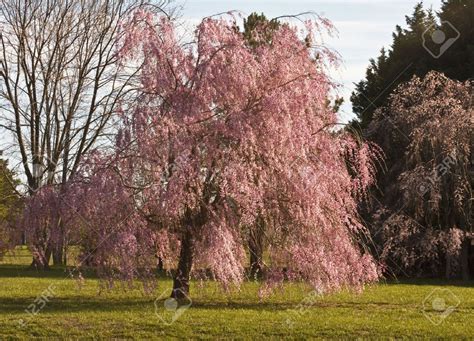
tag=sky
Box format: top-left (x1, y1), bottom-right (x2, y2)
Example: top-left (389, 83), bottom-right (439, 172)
top-left (0, 0), bottom-right (444, 175)
top-left (176, 0), bottom-right (442, 122)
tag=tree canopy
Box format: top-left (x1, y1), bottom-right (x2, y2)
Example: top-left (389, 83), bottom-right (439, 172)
top-left (20, 12), bottom-right (382, 297)
top-left (368, 72), bottom-right (473, 277)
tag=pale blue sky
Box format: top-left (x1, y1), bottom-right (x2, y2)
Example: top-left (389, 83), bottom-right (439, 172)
top-left (177, 0), bottom-right (442, 122)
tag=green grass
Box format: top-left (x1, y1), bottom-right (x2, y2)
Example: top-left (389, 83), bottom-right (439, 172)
top-left (1, 249), bottom-right (473, 339)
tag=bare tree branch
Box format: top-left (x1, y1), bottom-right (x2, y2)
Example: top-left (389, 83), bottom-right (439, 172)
top-left (0, 0), bottom-right (173, 193)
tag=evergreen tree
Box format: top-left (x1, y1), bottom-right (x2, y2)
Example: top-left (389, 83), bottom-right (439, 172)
top-left (0, 153), bottom-right (20, 256)
top-left (436, 0), bottom-right (474, 79)
top-left (243, 13), bottom-right (280, 49)
top-left (351, 0), bottom-right (474, 278)
top-left (351, 1), bottom-right (473, 130)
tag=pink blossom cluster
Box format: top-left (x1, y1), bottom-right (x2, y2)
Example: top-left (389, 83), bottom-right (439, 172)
top-left (22, 12), bottom-right (382, 294)
top-left (372, 72), bottom-right (472, 276)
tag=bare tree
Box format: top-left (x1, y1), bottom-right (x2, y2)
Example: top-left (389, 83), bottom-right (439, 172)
top-left (0, 0), bottom-right (172, 267)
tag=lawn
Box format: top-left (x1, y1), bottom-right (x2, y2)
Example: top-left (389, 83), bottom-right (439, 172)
top-left (1, 249), bottom-right (473, 339)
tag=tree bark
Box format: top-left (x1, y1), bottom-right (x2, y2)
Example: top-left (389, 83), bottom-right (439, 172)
top-left (30, 245), bottom-right (52, 270)
top-left (249, 216), bottom-right (264, 278)
top-left (171, 228), bottom-right (194, 299)
top-left (52, 221), bottom-right (66, 266)
top-left (461, 237), bottom-right (470, 281)
top-left (52, 245), bottom-right (65, 266)
top-left (157, 257), bottom-right (164, 272)
top-left (249, 243), bottom-right (263, 278)
top-left (445, 252), bottom-right (452, 279)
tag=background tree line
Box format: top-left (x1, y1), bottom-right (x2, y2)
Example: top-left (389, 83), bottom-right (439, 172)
top-left (0, 152), bottom-right (20, 257)
top-left (351, 0), bottom-right (473, 279)
top-left (0, 0), bottom-right (472, 286)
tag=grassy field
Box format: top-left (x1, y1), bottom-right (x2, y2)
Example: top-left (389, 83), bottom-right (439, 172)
top-left (1, 248), bottom-right (474, 339)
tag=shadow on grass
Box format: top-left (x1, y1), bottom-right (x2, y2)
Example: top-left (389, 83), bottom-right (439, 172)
top-left (0, 295), bottom-right (412, 314)
top-left (0, 265), bottom-right (172, 280)
top-left (0, 265), bottom-right (100, 279)
top-left (381, 277), bottom-right (474, 288)
top-left (1, 296), bottom-right (297, 314)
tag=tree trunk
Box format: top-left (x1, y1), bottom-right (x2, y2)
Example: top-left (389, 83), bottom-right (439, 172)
top-left (461, 237), bottom-right (470, 281)
top-left (52, 235), bottom-right (67, 266)
top-left (30, 245), bottom-right (52, 270)
top-left (53, 243), bottom-right (64, 266)
top-left (52, 197), bottom-right (67, 266)
top-left (249, 245), bottom-right (263, 278)
top-left (445, 252), bottom-right (452, 279)
top-left (157, 257), bottom-right (164, 272)
top-left (171, 229), bottom-right (194, 299)
top-left (249, 216), bottom-right (264, 278)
